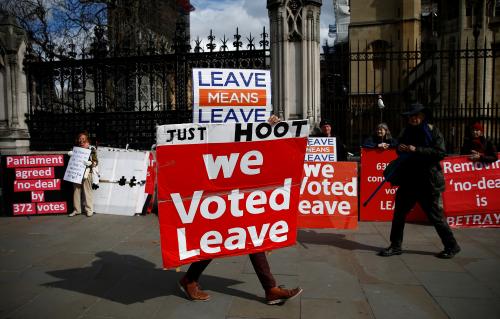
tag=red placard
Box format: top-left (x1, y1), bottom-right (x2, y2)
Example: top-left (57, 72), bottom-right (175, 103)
top-left (298, 162), bottom-right (358, 229)
top-left (156, 121), bottom-right (308, 268)
top-left (359, 148), bottom-right (426, 221)
top-left (144, 152), bottom-right (156, 195)
top-left (442, 155), bottom-right (500, 228)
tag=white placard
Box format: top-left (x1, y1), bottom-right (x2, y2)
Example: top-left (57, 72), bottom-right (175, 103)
top-left (63, 147), bottom-right (92, 184)
top-left (192, 68), bottom-right (272, 123)
top-left (93, 147), bottom-right (149, 216)
top-left (305, 137), bottom-right (337, 162)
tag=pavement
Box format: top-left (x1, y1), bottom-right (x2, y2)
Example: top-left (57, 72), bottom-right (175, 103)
top-left (1, 214), bottom-right (499, 319)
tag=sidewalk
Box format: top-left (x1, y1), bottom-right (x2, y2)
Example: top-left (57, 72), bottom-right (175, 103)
top-left (0, 214), bottom-right (499, 319)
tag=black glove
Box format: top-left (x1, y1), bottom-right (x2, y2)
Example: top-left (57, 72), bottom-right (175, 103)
top-left (92, 183), bottom-right (99, 190)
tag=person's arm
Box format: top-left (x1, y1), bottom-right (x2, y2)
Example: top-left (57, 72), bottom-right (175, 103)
top-left (480, 139), bottom-right (498, 163)
top-left (362, 136), bottom-right (376, 148)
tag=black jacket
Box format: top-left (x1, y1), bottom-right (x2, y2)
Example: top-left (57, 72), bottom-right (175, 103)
top-left (396, 123), bottom-right (446, 192)
top-left (362, 135), bottom-right (397, 149)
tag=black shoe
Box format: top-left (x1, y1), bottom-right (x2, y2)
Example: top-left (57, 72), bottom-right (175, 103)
top-left (379, 246), bottom-right (403, 257)
top-left (437, 246), bottom-right (461, 259)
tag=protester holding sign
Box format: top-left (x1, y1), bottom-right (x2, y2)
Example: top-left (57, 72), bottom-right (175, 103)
top-left (460, 122), bottom-right (498, 163)
top-left (68, 131), bottom-right (98, 217)
top-left (313, 119), bottom-right (347, 161)
top-left (362, 123), bottom-right (397, 150)
top-left (379, 103), bottom-right (461, 259)
top-left (156, 116), bottom-right (305, 305)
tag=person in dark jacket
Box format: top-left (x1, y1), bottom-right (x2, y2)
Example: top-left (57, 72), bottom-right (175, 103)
top-left (460, 122), bottom-right (498, 163)
top-left (379, 103), bottom-right (461, 259)
top-left (313, 119), bottom-right (347, 161)
top-left (362, 122), bottom-right (397, 150)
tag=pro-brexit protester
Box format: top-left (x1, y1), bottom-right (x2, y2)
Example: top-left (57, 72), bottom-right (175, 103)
top-left (157, 117), bottom-right (309, 305)
top-left (179, 251), bottom-right (302, 304)
top-left (68, 131), bottom-right (98, 217)
top-left (312, 119), bottom-right (347, 161)
top-left (379, 103), bottom-right (461, 259)
top-left (362, 123), bottom-right (397, 150)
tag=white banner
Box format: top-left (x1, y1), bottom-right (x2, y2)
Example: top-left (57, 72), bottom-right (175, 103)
top-left (157, 120), bottom-right (309, 146)
top-left (192, 68), bottom-right (272, 123)
top-left (63, 147), bottom-right (91, 184)
top-left (93, 147), bottom-right (149, 216)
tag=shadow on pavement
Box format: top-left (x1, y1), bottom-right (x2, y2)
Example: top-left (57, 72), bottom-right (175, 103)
top-left (43, 251), bottom-right (261, 304)
top-left (298, 229), bottom-right (436, 256)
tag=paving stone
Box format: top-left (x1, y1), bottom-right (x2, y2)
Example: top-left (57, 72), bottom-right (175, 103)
top-left (353, 251), bottom-right (419, 285)
top-left (414, 271), bottom-right (495, 299)
top-left (362, 283), bottom-right (448, 319)
top-left (435, 296), bottom-right (500, 319)
top-left (227, 274), bottom-right (300, 319)
top-left (301, 297), bottom-right (374, 319)
top-left (298, 260), bottom-right (365, 301)
top-left (463, 258), bottom-right (500, 298)
top-left (400, 252), bottom-right (466, 272)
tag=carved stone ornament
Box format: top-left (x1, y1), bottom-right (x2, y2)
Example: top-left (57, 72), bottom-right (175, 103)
top-left (286, 0), bottom-right (303, 41)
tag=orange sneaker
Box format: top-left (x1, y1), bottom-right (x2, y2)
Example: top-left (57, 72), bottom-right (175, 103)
top-left (265, 286), bottom-right (303, 305)
top-left (178, 276), bottom-right (210, 301)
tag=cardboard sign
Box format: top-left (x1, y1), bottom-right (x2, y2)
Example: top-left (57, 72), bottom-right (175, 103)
top-left (359, 148), bottom-right (426, 222)
top-left (192, 68), bottom-right (272, 123)
top-left (156, 120), bottom-right (308, 268)
top-left (305, 137), bottom-right (337, 162)
top-left (298, 162), bottom-right (358, 229)
top-left (2, 154), bottom-right (69, 216)
top-left (442, 155), bottom-right (500, 228)
top-left (93, 147), bottom-right (149, 216)
top-left (63, 147), bottom-right (92, 184)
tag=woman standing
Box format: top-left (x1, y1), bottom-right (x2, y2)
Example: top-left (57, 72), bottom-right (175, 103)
top-left (68, 131), bottom-right (98, 217)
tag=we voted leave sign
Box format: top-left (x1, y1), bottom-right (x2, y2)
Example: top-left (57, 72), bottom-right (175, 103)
top-left (192, 68), bottom-right (272, 123)
top-left (155, 120), bottom-right (308, 268)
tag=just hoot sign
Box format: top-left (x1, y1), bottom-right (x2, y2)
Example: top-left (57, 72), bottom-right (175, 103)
top-left (156, 120), bottom-right (308, 268)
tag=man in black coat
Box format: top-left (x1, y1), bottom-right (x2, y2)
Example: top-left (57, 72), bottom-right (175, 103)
top-left (379, 103), bottom-right (461, 259)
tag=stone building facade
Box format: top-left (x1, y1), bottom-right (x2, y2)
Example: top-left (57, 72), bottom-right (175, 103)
top-left (0, 11), bottom-right (29, 154)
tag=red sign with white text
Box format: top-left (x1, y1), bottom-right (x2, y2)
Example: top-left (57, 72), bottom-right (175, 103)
top-left (298, 162), bottom-right (358, 229)
top-left (442, 155), bottom-right (500, 228)
top-left (359, 148), bottom-right (426, 221)
top-left (3, 154), bottom-right (68, 216)
top-left (145, 152), bottom-right (156, 195)
top-left (156, 121), bottom-right (308, 268)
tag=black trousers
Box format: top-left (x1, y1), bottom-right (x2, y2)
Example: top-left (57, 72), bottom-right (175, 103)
top-left (390, 185), bottom-right (458, 249)
top-left (185, 252), bottom-right (276, 290)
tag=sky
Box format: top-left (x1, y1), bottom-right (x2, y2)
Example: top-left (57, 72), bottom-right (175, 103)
top-left (189, 0), bottom-right (335, 51)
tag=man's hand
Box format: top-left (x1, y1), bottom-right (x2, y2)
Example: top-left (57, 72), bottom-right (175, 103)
top-left (378, 143), bottom-right (389, 150)
top-left (268, 115), bottom-right (280, 125)
top-left (398, 144), bottom-right (416, 152)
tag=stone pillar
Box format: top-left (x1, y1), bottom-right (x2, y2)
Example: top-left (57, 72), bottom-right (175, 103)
top-left (0, 12), bottom-right (30, 154)
top-left (267, 0), bottom-right (322, 127)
